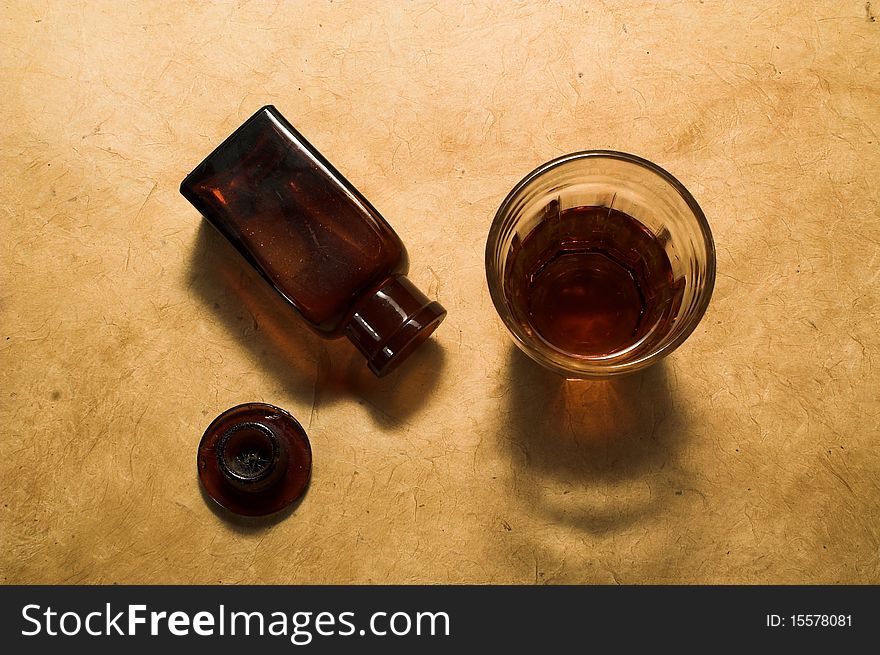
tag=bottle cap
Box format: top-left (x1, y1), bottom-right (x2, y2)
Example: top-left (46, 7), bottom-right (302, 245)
top-left (198, 403), bottom-right (312, 516)
top-left (344, 275), bottom-right (446, 377)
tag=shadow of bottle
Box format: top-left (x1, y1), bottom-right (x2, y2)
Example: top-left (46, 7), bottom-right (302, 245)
top-left (501, 347), bottom-right (687, 535)
top-left (187, 220), bottom-right (446, 428)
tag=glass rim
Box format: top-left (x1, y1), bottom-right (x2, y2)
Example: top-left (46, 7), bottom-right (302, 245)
top-left (485, 149), bottom-right (717, 377)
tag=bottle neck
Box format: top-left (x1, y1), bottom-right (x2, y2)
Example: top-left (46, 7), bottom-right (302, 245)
top-left (344, 275), bottom-right (447, 377)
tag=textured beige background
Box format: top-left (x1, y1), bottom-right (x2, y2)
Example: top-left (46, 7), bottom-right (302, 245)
top-left (2, 0), bottom-right (878, 584)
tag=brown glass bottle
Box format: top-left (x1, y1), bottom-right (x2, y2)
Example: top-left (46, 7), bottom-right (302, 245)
top-left (181, 106), bottom-right (446, 376)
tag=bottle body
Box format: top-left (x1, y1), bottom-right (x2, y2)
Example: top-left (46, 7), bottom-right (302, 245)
top-left (182, 106), bottom-right (445, 376)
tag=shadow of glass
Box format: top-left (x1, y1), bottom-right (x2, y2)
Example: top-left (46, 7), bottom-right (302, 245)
top-left (502, 347), bottom-right (686, 535)
top-left (187, 220), bottom-right (445, 427)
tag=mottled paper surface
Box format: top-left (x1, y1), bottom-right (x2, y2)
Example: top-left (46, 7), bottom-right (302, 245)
top-left (1, 1), bottom-right (878, 583)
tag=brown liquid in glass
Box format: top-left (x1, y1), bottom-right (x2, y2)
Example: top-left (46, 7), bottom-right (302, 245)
top-left (505, 205), bottom-right (680, 357)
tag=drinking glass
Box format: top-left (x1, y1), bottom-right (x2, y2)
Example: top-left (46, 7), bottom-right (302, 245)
top-left (486, 151), bottom-right (715, 378)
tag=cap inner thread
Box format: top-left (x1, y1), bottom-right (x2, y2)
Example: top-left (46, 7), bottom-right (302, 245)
top-left (216, 422), bottom-right (279, 484)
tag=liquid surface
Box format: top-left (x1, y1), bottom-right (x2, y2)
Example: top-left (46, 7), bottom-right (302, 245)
top-left (505, 205), bottom-right (679, 357)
